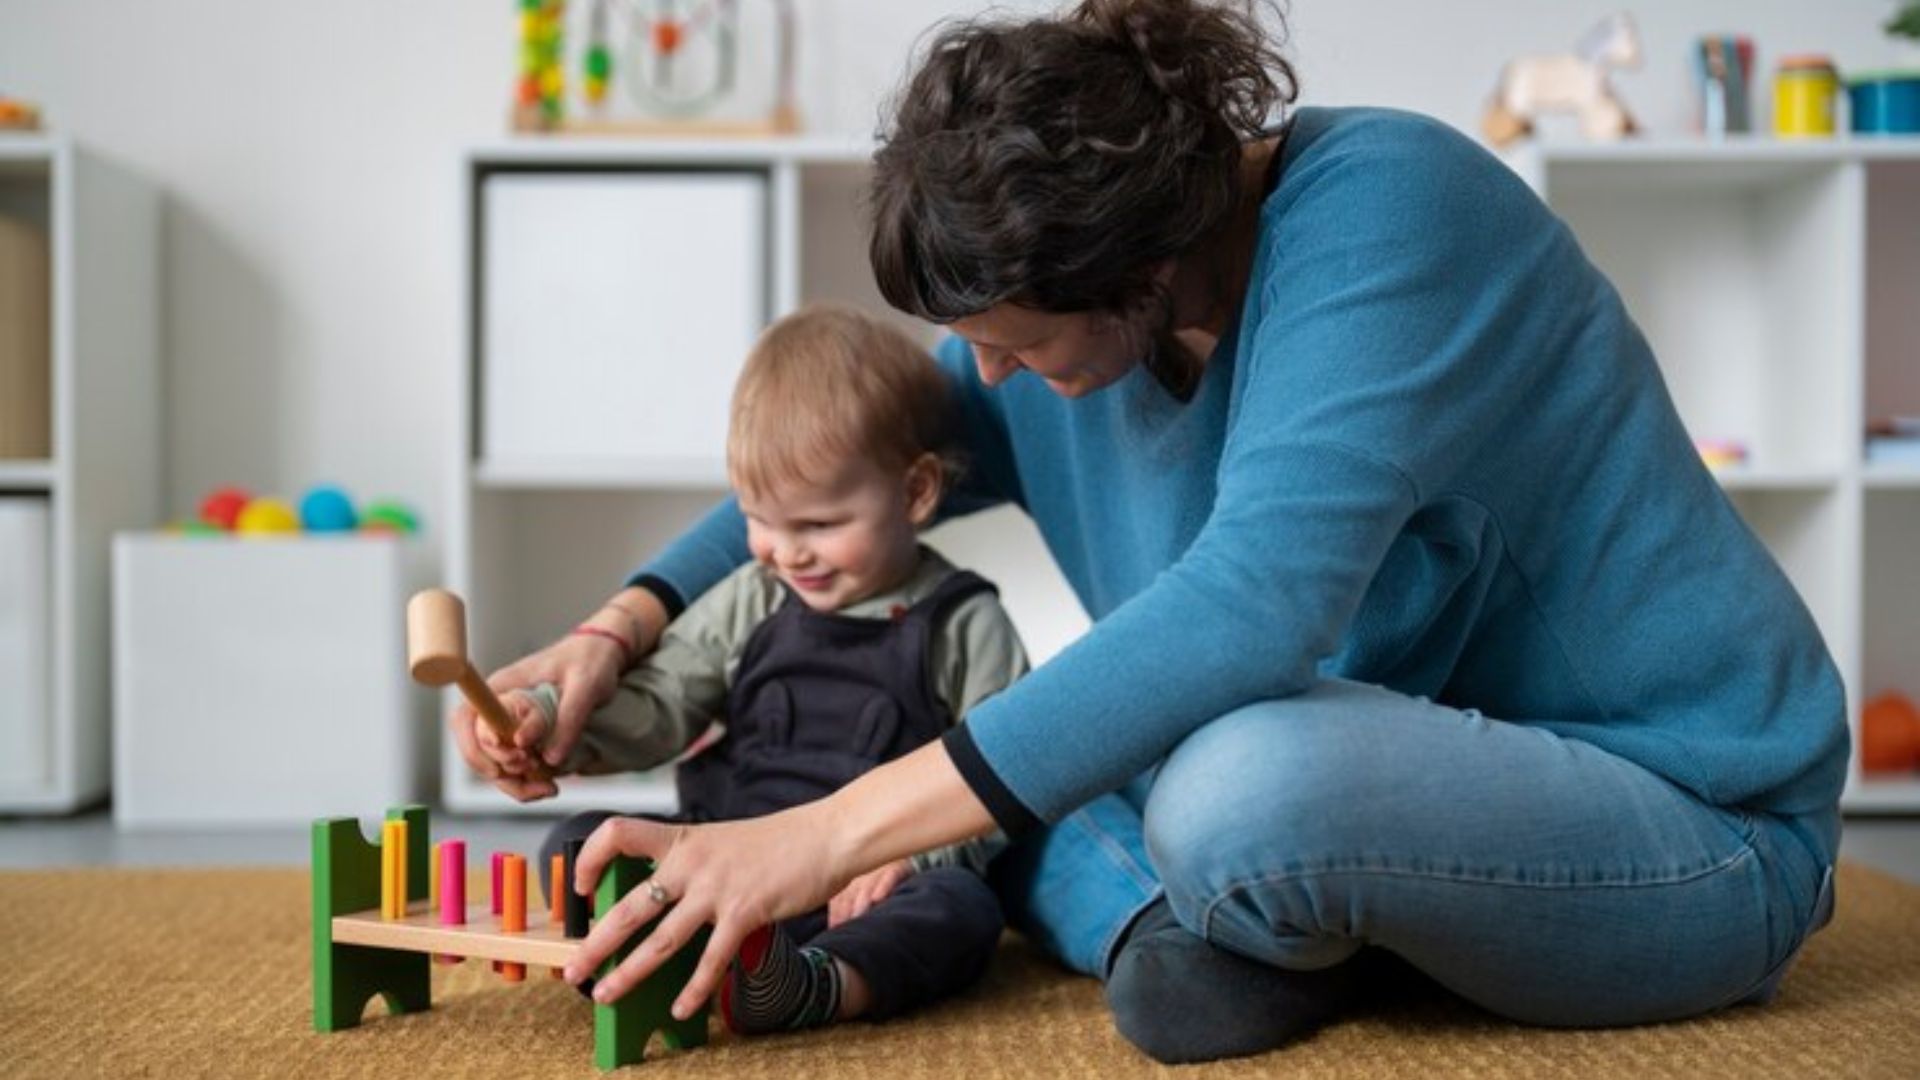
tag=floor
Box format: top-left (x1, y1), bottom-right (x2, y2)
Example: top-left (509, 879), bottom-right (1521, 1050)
top-left (1, 810), bottom-right (1916, 883)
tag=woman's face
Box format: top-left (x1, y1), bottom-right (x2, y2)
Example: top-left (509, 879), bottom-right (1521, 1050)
top-left (949, 303), bottom-right (1150, 398)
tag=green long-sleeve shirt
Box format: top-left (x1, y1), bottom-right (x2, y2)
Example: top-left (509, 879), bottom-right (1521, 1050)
top-left (531, 545), bottom-right (1029, 873)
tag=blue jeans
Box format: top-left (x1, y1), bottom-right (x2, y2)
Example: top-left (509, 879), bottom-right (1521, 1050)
top-left (991, 679), bottom-right (1837, 1026)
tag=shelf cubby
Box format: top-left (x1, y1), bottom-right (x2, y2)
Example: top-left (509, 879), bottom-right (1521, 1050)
top-left (1517, 138), bottom-right (1920, 812)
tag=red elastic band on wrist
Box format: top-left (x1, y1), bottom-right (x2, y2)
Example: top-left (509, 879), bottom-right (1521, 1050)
top-left (570, 624), bottom-right (633, 665)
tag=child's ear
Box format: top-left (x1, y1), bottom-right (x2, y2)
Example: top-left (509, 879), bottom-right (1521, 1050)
top-left (904, 453), bottom-right (944, 527)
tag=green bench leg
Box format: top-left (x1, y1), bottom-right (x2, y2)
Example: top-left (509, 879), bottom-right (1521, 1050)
top-left (312, 805), bottom-right (431, 1031)
top-left (594, 856), bottom-right (711, 1070)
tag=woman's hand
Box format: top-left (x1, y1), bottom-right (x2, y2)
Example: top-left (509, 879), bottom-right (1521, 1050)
top-left (828, 859), bottom-right (915, 928)
top-left (447, 633), bottom-right (621, 801)
top-left (562, 806), bottom-right (851, 1019)
top-left (562, 742), bottom-right (996, 1019)
top-left (448, 587), bottom-right (669, 798)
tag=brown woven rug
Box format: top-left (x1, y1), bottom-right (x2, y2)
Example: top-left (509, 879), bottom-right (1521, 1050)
top-left (4, 861), bottom-right (1917, 1078)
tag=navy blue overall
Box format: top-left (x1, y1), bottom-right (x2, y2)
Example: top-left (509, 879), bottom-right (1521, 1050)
top-left (543, 570), bottom-right (1007, 1019)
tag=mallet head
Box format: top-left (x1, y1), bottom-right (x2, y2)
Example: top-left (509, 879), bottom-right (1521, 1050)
top-left (407, 588), bottom-right (471, 686)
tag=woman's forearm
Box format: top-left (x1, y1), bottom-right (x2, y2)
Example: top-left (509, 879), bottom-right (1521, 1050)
top-left (820, 741), bottom-right (998, 879)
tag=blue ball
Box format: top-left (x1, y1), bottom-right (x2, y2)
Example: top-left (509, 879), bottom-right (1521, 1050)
top-left (299, 485), bottom-right (359, 532)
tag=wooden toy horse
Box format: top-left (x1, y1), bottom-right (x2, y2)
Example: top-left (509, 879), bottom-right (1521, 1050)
top-left (1484, 13), bottom-right (1641, 148)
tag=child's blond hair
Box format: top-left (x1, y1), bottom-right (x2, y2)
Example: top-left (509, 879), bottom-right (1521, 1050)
top-left (728, 304), bottom-right (958, 501)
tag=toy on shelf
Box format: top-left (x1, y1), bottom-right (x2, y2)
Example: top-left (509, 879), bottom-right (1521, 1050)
top-left (511, 0), bottom-right (798, 136)
top-left (234, 497), bottom-right (300, 535)
top-left (515, 0), bottom-right (568, 131)
top-left (198, 486), bottom-right (252, 531)
top-left (1693, 35), bottom-right (1754, 136)
top-left (313, 804), bottom-right (708, 1069)
top-left (299, 485), bottom-right (359, 532)
top-left (1866, 417), bottom-right (1920, 467)
top-left (359, 499), bottom-right (419, 535)
top-left (1862, 692), bottom-right (1920, 774)
top-left (406, 587), bottom-right (551, 784)
top-left (1484, 12), bottom-right (1642, 149)
top-left (1696, 439), bottom-right (1750, 472)
top-left (1774, 55), bottom-right (1841, 138)
top-left (175, 485), bottom-right (419, 537)
top-left (0, 96), bottom-right (41, 132)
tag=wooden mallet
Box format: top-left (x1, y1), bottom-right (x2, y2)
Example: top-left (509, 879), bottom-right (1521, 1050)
top-left (407, 588), bottom-right (550, 782)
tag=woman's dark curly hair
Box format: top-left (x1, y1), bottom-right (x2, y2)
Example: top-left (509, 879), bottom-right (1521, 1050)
top-left (869, 0), bottom-right (1297, 398)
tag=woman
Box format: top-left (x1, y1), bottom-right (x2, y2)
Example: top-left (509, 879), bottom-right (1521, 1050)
top-left (456, 0), bottom-right (1845, 1063)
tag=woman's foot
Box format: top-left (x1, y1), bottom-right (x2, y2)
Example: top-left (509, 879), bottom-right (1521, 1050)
top-left (1103, 898), bottom-right (1367, 1063)
top-left (720, 924), bottom-right (844, 1034)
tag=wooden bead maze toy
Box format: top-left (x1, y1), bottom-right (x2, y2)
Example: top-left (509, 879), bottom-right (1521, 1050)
top-left (312, 804), bottom-right (710, 1069)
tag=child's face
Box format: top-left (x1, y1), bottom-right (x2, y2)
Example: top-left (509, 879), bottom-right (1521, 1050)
top-left (738, 454), bottom-right (941, 612)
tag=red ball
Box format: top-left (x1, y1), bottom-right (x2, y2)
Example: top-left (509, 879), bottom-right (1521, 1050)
top-left (199, 486), bottom-right (252, 531)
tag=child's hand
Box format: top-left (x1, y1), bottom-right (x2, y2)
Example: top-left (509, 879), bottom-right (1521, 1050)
top-left (827, 859), bottom-right (915, 927)
top-left (471, 686), bottom-right (562, 802)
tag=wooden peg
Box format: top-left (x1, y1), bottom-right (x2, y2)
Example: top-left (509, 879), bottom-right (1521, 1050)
top-left (407, 588), bottom-right (549, 781)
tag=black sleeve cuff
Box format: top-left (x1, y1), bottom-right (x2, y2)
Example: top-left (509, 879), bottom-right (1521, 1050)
top-left (942, 725), bottom-right (1042, 838)
top-left (627, 574), bottom-right (686, 622)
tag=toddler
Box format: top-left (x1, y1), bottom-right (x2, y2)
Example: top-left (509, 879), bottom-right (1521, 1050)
top-left (473, 303), bottom-right (1029, 1033)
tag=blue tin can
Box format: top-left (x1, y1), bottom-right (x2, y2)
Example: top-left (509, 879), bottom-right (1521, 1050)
top-left (1848, 71), bottom-right (1920, 134)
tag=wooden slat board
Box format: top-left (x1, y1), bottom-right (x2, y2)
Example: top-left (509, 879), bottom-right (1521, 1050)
top-left (332, 903), bottom-right (579, 968)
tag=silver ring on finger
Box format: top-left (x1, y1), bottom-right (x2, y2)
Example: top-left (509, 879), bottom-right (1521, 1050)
top-left (646, 879), bottom-right (670, 905)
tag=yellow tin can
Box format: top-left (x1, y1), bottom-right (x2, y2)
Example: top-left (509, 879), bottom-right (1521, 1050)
top-left (1775, 55), bottom-right (1840, 137)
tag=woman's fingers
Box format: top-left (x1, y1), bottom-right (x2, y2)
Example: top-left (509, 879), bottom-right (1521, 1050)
top-left (567, 818), bottom-right (685, 978)
top-left (589, 896), bottom-right (717, 1012)
top-left (447, 703), bottom-right (501, 779)
top-left (495, 772), bottom-right (557, 802)
top-left (546, 646), bottom-right (620, 766)
top-left (673, 914), bottom-right (750, 1021)
top-left (573, 817), bottom-right (678, 899)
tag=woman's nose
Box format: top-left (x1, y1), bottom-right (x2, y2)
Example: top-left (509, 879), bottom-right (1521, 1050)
top-left (975, 349), bottom-right (1018, 387)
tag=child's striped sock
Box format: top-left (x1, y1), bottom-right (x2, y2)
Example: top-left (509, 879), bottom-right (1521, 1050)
top-left (720, 923), bottom-right (842, 1034)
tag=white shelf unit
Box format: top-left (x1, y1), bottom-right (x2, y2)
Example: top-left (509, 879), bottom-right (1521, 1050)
top-left (1513, 137), bottom-right (1920, 814)
top-left (0, 138), bottom-right (161, 812)
top-left (448, 137), bottom-right (894, 815)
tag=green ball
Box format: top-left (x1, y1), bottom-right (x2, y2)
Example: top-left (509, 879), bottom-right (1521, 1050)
top-left (586, 48), bottom-right (611, 79)
top-left (359, 501), bottom-right (419, 535)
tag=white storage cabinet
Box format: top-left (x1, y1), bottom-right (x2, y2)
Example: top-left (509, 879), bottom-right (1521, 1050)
top-left (112, 535), bottom-right (427, 827)
top-left (0, 138), bottom-right (159, 813)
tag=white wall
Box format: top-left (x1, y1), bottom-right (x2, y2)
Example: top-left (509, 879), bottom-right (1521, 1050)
top-left (0, 0), bottom-right (1906, 543)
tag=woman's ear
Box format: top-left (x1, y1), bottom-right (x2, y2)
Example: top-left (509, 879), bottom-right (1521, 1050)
top-left (904, 453), bottom-right (945, 528)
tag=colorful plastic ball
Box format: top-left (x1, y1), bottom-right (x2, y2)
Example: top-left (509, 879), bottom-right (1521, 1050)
top-left (165, 519), bottom-right (224, 537)
top-left (299, 485), bottom-right (359, 533)
top-left (359, 501), bottom-right (419, 535)
top-left (198, 486), bottom-right (252, 531)
top-left (235, 497), bottom-right (300, 536)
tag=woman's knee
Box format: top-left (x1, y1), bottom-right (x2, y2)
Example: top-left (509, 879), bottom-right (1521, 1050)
top-left (1144, 683), bottom-right (1389, 883)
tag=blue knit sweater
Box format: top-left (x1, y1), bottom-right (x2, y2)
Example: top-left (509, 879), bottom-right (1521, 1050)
top-left (633, 107), bottom-right (1849, 861)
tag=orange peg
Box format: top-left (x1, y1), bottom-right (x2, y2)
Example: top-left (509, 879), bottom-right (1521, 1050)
top-left (501, 853), bottom-right (527, 983)
top-left (550, 853), bottom-right (566, 979)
